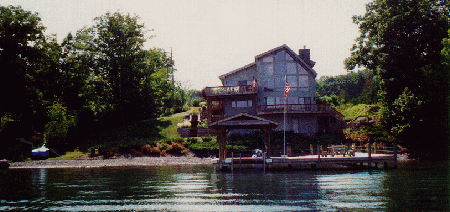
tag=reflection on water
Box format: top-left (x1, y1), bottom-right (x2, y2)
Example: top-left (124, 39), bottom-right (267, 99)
top-left (0, 161), bottom-right (448, 211)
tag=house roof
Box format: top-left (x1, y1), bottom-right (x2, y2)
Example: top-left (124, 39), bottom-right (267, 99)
top-left (218, 44), bottom-right (317, 82)
top-left (209, 113), bottom-right (279, 129)
top-left (255, 44), bottom-right (317, 77)
top-left (218, 62), bottom-right (256, 81)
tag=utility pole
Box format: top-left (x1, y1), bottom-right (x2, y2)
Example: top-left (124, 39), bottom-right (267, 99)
top-left (170, 48), bottom-right (175, 110)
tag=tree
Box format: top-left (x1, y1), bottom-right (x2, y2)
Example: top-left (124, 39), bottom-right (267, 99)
top-left (345, 0), bottom-right (449, 158)
top-left (0, 5), bottom-right (46, 122)
top-left (0, 5), bottom-right (63, 139)
top-left (61, 12), bottom-right (185, 132)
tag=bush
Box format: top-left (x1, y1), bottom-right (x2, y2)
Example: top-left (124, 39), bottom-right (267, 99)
top-left (166, 142), bottom-right (187, 155)
top-left (142, 144), bottom-right (160, 156)
top-left (44, 100), bottom-right (77, 152)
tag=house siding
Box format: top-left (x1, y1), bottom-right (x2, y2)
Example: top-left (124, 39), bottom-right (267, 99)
top-left (206, 45), bottom-right (343, 136)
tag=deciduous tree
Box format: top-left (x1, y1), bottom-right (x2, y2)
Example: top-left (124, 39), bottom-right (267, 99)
top-left (345, 0), bottom-right (449, 158)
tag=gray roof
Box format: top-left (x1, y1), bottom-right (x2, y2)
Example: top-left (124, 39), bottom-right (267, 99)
top-left (209, 113), bottom-right (279, 129)
top-left (218, 44), bottom-right (317, 81)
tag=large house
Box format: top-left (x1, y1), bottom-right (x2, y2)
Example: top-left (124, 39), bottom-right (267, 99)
top-left (201, 45), bottom-right (345, 138)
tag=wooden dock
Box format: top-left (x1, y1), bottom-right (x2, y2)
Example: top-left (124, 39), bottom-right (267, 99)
top-left (213, 152), bottom-right (398, 171)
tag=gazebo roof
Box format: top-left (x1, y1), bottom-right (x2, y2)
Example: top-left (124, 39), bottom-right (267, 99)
top-left (209, 113), bottom-right (279, 129)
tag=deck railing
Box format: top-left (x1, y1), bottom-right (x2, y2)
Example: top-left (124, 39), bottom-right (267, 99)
top-left (257, 104), bottom-right (344, 121)
top-left (203, 85), bottom-right (257, 97)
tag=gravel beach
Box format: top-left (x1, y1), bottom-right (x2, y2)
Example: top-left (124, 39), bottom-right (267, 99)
top-left (9, 156), bottom-right (214, 169)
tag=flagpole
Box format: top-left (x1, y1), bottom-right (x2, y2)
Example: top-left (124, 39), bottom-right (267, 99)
top-left (284, 74), bottom-right (286, 156)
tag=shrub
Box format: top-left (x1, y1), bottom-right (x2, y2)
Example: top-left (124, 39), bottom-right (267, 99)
top-left (142, 144), bottom-right (160, 156)
top-left (166, 142), bottom-right (187, 155)
top-left (157, 142), bottom-right (170, 151)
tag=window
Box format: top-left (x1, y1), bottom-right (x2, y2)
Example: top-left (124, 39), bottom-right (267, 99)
top-left (287, 63), bottom-right (296, 74)
top-left (286, 53), bottom-right (294, 61)
top-left (238, 80), bottom-right (247, 86)
top-left (299, 75), bottom-right (309, 91)
top-left (262, 56), bottom-right (273, 63)
top-left (287, 75), bottom-right (297, 88)
top-left (288, 97), bottom-right (298, 104)
top-left (275, 76), bottom-right (284, 89)
top-left (232, 100), bottom-right (253, 108)
top-left (265, 97), bottom-right (275, 105)
top-left (276, 97), bottom-right (285, 105)
top-left (274, 63), bottom-right (286, 75)
top-left (263, 63), bottom-right (273, 76)
top-left (265, 77), bottom-right (274, 89)
top-left (298, 65), bottom-right (308, 75)
top-left (227, 80), bottom-right (237, 86)
top-left (237, 101), bottom-right (248, 107)
top-left (274, 50), bottom-right (285, 62)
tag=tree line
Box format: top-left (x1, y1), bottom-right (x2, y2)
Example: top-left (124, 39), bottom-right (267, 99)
top-left (341, 0), bottom-right (449, 159)
top-left (316, 69), bottom-right (381, 106)
top-left (0, 5), bottom-right (189, 159)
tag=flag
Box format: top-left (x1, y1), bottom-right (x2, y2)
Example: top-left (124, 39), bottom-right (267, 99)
top-left (285, 76), bottom-right (290, 98)
top-left (252, 76), bottom-right (257, 90)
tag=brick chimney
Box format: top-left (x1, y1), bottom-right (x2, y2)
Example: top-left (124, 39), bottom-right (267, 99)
top-left (299, 46), bottom-right (310, 63)
top-left (299, 46), bottom-right (315, 68)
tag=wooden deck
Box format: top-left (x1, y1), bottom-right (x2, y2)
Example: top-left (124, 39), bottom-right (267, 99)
top-left (213, 152), bottom-right (397, 171)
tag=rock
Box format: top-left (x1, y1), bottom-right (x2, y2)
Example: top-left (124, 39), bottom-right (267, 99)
top-left (0, 160), bottom-right (10, 169)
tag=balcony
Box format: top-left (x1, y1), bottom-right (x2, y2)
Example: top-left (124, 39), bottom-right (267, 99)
top-left (202, 85), bottom-right (257, 99)
top-left (257, 104), bottom-right (344, 121)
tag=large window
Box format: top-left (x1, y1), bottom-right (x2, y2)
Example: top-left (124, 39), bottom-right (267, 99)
top-left (265, 97), bottom-right (275, 105)
top-left (299, 75), bottom-right (309, 91)
top-left (232, 100), bottom-right (252, 108)
top-left (287, 63), bottom-right (296, 74)
top-left (262, 56), bottom-right (273, 63)
top-left (287, 75), bottom-right (297, 88)
top-left (265, 77), bottom-right (274, 89)
top-left (274, 50), bottom-right (285, 62)
top-left (274, 63), bottom-right (286, 75)
top-left (238, 80), bottom-right (247, 86)
top-left (263, 63), bottom-right (273, 76)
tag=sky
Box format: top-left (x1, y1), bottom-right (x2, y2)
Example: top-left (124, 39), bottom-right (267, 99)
top-left (1, 0), bottom-right (372, 90)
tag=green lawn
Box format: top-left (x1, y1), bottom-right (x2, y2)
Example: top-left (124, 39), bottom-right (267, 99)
top-left (158, 108), bottom-right (195, 139)
top-left (47, 149), bottom-right (87, 160)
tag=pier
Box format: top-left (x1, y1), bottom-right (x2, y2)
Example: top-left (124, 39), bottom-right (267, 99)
top-left (213, 143), bottom-right (398, 171)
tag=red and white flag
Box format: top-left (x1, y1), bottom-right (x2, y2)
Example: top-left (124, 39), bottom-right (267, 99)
top-left (285, 76), bottom-right (290, 98)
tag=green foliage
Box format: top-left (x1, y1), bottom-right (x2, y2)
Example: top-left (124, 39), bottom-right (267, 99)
top-left (44, 100), bottom-right (77, 151)
top-left (344, 0), bottom-right (449, 158)
top-left (316, 70), bottom-right (380, 105)
top-left (181, 137), bottom-right (218, 157)
top-left (337, 104), bottom-right (379, 121)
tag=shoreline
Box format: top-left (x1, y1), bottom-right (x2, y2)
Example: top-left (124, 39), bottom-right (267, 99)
top-left (8, 153), bottom-right (411, 169)
top-left (9, 156), bottom-right (214, 169)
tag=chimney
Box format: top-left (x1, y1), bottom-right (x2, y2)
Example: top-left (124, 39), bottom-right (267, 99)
top-left (299, 47), bottom-right (310, 63)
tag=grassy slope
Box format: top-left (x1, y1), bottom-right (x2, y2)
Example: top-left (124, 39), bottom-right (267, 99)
top-left (158, 108), bottom-right (194, 139)
top-left (337, 104), bottom-right (378, 121)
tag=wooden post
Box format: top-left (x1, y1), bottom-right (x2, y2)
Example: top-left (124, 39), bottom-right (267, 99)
top-left (231, 152), bottom-right (234, 173)
top-left (264, 127), bottom-right (271, 158)
top-left (310, 144), bottom-right (314, 155)
top-left (368, 142), bottom-right (372, 169)
top-left (239, 153), bottom-right (242, 171)
top-left (317, 144), bottom-right (321, 167)
top-left (374, 142), bottom-right (377, 154)
top-left (206, 99), bottom-right (212, 124)
top-left (263, 152), bottom-right (266, 173)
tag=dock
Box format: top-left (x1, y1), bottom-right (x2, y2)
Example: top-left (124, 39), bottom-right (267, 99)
top-left (213, 152), bottom-right (398, 171)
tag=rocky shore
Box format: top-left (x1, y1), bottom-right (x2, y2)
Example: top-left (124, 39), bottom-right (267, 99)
top-left (10, 156), bottom-right (213, 169)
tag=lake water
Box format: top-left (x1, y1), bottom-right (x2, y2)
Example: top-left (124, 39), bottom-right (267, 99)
top-left (0, 161), bottom-right (448, 211)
